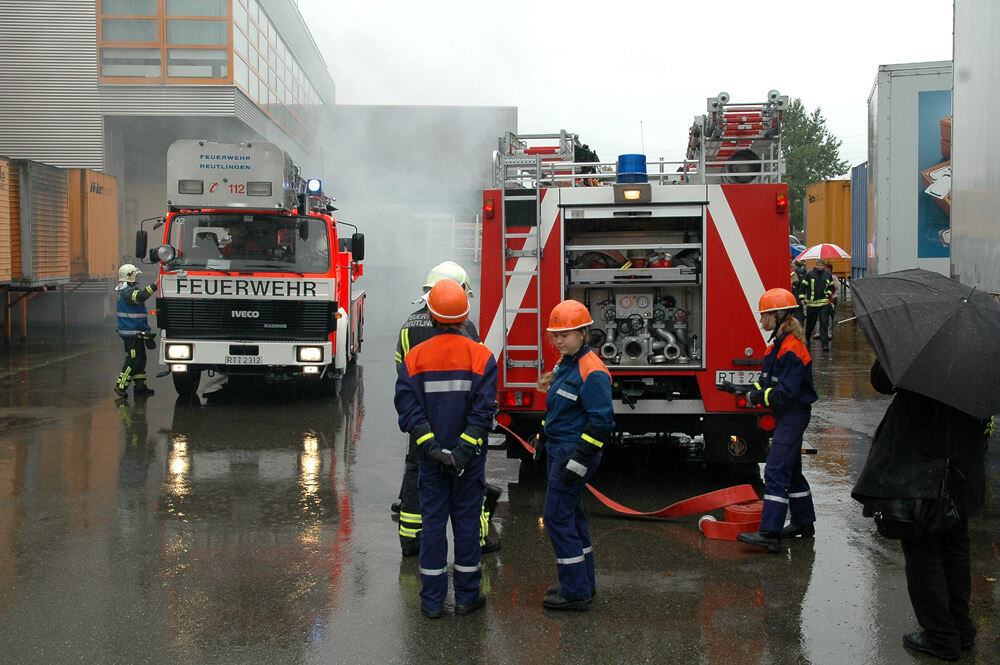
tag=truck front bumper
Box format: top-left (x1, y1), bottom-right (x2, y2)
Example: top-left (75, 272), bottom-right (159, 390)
top-left (161, 338), bottom-right (334, 373)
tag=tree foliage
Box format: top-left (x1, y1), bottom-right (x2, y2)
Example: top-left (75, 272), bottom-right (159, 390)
top-left (781, 98), bottom-right (850, 235)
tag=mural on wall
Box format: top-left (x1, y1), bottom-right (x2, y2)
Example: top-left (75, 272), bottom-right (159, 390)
top-left (917, 89), bottom-right (952, 258)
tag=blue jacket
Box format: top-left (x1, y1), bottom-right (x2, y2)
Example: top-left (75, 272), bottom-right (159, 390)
top-left (395, 329), bottom-right (498, 450)
top-left (757, 332), bottom-right (817, 413)
top-left (117, 284), bottom-right (155, 337)
top-left (543, 346), bottom-right (615, 450)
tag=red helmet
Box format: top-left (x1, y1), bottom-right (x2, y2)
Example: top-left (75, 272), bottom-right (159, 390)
top-left (546, 300), bottom-right (593, 331)
top-left (758, 288), bottom-right (799, 313)
top-left (426, 278), bottom-right (470, 323)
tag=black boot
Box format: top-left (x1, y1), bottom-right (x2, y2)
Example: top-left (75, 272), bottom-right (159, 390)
top-left (737, 530), bottom-right (781, 553)
top-left (782, 522), bottom-right (815, 538)
top-left (133, 381), bottom-right (155, 397)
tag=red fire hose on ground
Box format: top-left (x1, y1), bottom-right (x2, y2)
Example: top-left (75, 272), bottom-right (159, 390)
top-left (498, 424), bottom-right (763, 541)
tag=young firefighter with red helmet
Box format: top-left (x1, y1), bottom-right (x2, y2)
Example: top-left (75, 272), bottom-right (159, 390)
top-left (738, 288), bottom-right (818, 553)
top-left (538, 300), bottom-right (614, 610)
top-left (392, 261), bottom-right (502, 558)
top-left (394, 278), bottom-right (498, 618)
top-left (114, 263), bottom-right (157, 398)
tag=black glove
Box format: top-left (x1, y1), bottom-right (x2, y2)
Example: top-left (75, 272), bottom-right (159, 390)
top-left (146, 283), bottom-right (157, 294)
top-left (143, 333), bottom-right (156, 350)
top-left (532, 430), bottom-right (547, 462)
top-left (746, 383), bottom-right (766, 407)
top-left (451, 425), bottom-right (487, 473)
top-left (427, 447), bottom-right (458, 475)
top-left (559, 427), bottom-right (609, 485)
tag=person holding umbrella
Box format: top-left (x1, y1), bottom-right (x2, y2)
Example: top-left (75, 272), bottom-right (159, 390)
top-left (737, 288), bottom-right (818, 553)
top-left (850, 268), bottom-right (1000, 661)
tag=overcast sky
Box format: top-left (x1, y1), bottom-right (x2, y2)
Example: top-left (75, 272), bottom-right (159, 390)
top-left (298, 0), bottom-right (953, 171)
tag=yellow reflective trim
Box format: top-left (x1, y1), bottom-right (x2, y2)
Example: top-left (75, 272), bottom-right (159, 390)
top-left (401, 328), bottom-right (410, 355)
top-left (460, 432), bottom-right (482, 447)
top-left (416, 432), bottom-right (435, 445)
top-left (763, 387), bottom-right (773, 407)
top-left (394, 352), bottom-right (402, 362)
top-left (399, 512), bottom-right (422, 523)
top-left (399, 526), bottom-right (421, 537)
top-left (581, 433), bottom-right (604, 448)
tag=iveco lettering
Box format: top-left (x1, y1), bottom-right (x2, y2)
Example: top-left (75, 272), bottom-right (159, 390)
top-left (136, 139), bottom-right (366, 396)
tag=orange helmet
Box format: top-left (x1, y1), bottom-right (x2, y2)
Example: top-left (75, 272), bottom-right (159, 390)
top-left (546, 299), bottom-right (593, 331)
top-left (758, 288), bottom-right (799, 313)
top-left (426, 278), bottom-right (470, 323)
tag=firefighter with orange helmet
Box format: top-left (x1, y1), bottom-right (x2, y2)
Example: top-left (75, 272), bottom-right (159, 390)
top-left (394, 278), bottom-right (498, 618)
top-left (538, 299), bottom-right (614, 610)
top-left (738, 288), bottom-right (818, 553)
top-left (391, 261), bottom-right (502, 558)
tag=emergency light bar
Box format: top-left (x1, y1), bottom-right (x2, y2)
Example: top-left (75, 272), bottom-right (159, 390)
top-left (306, 178), bottom-right (323, 195)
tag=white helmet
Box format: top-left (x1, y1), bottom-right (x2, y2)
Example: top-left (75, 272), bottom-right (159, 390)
top-left (116, 264), bottom-right (141, 291)
top-left (423, 260), bottom-right (473, 296)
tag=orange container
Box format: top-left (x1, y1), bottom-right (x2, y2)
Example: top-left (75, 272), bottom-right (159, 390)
top-left (11, 160), bottom-right (70, 285)
top-left (0, 157), bottom-right (12, 282)
top-left (69, 169), bottom-right (119, 279)
top-left (805, 180), bottom-right (852, 278)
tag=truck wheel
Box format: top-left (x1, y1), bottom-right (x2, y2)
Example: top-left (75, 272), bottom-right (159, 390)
top-left (172, 370), bottom-right (201, 397)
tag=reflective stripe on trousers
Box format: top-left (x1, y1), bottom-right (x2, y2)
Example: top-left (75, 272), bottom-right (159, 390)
top-left (544, 446), bottom-right (600, 600)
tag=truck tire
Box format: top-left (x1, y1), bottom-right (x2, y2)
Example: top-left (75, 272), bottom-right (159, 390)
top-left (172, 369), bottom-right (201, 397)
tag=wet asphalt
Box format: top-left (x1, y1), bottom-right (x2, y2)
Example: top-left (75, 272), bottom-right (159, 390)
top-left (0, 308), bottom-right (998, 665)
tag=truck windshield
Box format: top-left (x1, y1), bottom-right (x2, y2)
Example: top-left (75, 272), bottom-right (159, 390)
top-left (167, 213), bottom-right (331, 273)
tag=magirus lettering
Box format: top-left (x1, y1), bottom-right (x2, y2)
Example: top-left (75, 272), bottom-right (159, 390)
top-left (231, 310), bottom-right (260, 318)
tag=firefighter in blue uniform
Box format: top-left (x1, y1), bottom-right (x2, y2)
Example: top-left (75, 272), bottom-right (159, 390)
top-left (114, 263), bottom-right (157, 398)
top-left (538, 300), bottom-right (614, 610)
top-left (394, 278), bottom-right (498, 618)
top-left (738, 288), bottom-right (818, 552)
top-left (391, 261), bottom-right (502, 557)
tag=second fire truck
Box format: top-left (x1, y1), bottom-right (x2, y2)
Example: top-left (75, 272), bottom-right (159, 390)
top-left (137, 139), bottom-right (366, 396)
top-left (481, 91), bottom-right (792, 465)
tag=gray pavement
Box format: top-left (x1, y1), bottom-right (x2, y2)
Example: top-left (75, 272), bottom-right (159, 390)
top-left (0, 315), bottom-right (997, 664)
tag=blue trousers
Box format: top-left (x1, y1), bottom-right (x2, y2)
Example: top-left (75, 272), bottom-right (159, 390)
top-left (544, 445), bottom-right (601, 600)
top-left (417, 454), bottom-right (485, 611)
top-left (760, 407), bottom-right (815, 533)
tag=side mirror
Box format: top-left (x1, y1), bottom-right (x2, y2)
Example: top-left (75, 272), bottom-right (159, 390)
top-left (352, 233), bottom-right (365, 261)
top-left (135, 229), bottom-right (148, 259)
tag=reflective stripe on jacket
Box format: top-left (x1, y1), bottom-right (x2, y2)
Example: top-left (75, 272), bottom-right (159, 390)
top-left (543, 346), bottom-right (615, 449)
top-left (800, 268), bottom-right (836, 307)
top-left (757, 333), bottom-right (817, 412)
top-left (395, 329), bottom-right (498, 449)
top-left (117, 284), bottom-right (154, 337)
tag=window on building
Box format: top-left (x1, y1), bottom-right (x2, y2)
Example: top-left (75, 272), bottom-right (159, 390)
top-left (101, 0), bottom-right (156, 14)
top-left (100, 47), bottom-right (161, 78)
top-left (167, 49), bottom-right (228, 78)
top-left (166, 19), bottom-right (228, 46)
top-left (102, 18), bottom-right (157, 42)
top-left (166, 0), bottom-right (226, 17)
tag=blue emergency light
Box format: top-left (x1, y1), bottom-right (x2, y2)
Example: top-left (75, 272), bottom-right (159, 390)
top-left (306, 178), bottom-right (323, 195)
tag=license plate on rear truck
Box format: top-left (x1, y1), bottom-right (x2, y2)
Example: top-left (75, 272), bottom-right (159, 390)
top-left (714, 370), bottom-right (761, 385)
top-left (226, 355), bottom-right (262, 365)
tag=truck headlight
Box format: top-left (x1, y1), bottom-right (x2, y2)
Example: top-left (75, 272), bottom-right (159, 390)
top-left (166, 343), bottom-right (192, 360)
top-left (297, 346), bottom-right (323, 362)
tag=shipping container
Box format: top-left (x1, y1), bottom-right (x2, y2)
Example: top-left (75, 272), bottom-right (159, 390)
top-left (804, 179), bottom-right (852, 277)
top-left (68, 169), bottom-right (119, 279)
top-left (850, 162), bottom-right (869, 279)
top-left (0, 157), bottom-right (11, 282)
top-left (867, 61), bottom-right (952, 276)
top-left (13, 159), bottom-right (70, 286)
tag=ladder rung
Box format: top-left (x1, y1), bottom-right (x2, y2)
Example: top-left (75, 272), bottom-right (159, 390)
top-left (504, 232), bottom-right (537, 239)
top-left (504, 381), bottom-right (540, 388)
top-left (504, 195), bottom-right (537, 201)
top-left (505, 308), bottom-right (538, 314)
top-left (506, 361), bottom-right (540, 369)
top-left (506, 345), bottom-right (539, 352)
top-left (504, 270), bottom-right (539, 276)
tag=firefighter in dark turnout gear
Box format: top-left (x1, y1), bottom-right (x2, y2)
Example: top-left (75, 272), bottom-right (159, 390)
top-left (799, 258), bottom-right (836, 351)
top-left (738, 288), bottom-right (818, 553)
top-left (392, 261), bottom-right (502, 558)
top-left (114, 264), bottom-right (157, 398)
top-left (538, 300), bottom-right (614, 610)
top-left (394, 278), bottom-right (498, 618)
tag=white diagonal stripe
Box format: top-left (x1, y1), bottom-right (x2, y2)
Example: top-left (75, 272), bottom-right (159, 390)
top-left (708, 185), bottom-right (768, 346)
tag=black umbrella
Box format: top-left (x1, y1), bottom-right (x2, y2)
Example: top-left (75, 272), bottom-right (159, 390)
top-left (851, 268), bottom-right (1000, 419)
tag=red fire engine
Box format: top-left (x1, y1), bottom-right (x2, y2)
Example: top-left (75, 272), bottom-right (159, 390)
top-left (136, 139), bottom-right (365, 396)
top-left (480, 91), bottom-right (791, 465)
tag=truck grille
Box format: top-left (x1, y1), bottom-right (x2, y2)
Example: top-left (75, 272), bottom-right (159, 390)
top-left (157, 298), bottom-right (335, 340)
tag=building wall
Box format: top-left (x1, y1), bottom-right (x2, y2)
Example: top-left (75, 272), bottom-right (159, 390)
top-left (951, 0), bottom-right (1000, 294)
top-left (0, 0), bottom-right (104, 169)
